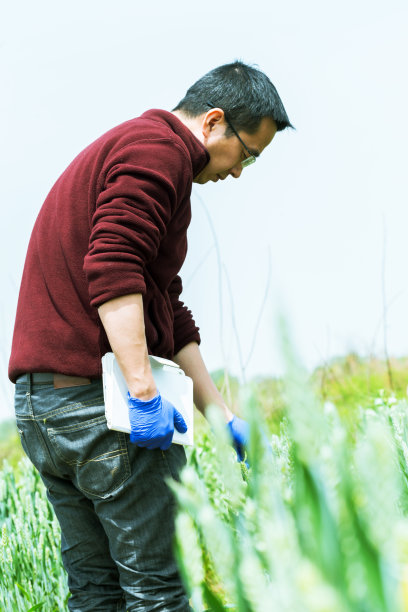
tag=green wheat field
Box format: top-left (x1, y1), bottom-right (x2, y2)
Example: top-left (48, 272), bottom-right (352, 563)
top-left (2, 350), bottom-right (408, 611)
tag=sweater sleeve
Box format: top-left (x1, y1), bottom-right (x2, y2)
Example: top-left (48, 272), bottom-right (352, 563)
top-left (83, 138), bottom-right (190, 308)
top-left (168, 275), bottom-right (201, 354)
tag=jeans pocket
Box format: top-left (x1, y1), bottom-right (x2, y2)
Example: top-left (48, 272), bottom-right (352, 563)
top-left (47, 415), bottom-right (131, 499)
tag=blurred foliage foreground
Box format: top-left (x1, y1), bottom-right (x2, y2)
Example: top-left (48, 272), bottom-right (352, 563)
top-left (1, 352), bottom-right (408, 611)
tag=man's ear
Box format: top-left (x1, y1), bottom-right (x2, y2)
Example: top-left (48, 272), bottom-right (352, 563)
top-left (201, 108), bottom-right (225, 139)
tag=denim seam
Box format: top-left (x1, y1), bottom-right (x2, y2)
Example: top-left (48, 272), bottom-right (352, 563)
top-left (15, 397), bottom-right (105, 421)
top-left (47, 418), bottom-right (126, 466)
top-left (25, 391), bottom-right (55, 467)
top-left (119, 432), bottom-right (131, 490)
top-left (25, 389), bottom-right (34, 416)
top-left (47, 414), bottom-right (108, 434)
top-left (47, 443), bottom-right (128, 467)
top-left (161, 449), bottom-right (179, 482)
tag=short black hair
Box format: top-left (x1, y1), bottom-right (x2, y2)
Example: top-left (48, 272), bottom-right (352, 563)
top-left (173, 60), bottom-right (293, 135)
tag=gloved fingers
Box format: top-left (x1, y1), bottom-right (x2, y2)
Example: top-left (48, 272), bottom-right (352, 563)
top-left (160, 432), bottom-right (173, 451)
top-left (130, 431), bottom-right (163, 449)
top-left (145, 437), bottom-right (164, 450)
top-left (236, 447), bottom-right (249, 466)
top-left (143, 431), bottom-right (172, 451)
top-left (130, 431), bottom-right (144, 445)
top-left (228, 415), bottom-right (250, 443)
top-left (227, 415), bottom-right (250, 464)
top-left (127, 391), bottom-right (184, 449)
top-left (132, 438), bottom-right (150, 448)
top-left (173, 408), bottom-right (188, 434)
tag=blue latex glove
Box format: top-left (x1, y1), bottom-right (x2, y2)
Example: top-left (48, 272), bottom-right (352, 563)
top-left (127, 391), bottom-right (187, 451)
top-left (227, 415), bottom-right (249, 463)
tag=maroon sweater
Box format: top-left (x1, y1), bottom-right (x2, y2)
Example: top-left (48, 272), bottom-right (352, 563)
top-left (9, 110), bottom-right (210, 383)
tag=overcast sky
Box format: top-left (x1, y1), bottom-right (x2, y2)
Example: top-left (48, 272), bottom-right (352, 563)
top-left (1, 0), bottom-right (407, 419)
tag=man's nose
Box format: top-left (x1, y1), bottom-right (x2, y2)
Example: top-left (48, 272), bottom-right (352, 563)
top-left (229, 163), bottom-right (243, 179)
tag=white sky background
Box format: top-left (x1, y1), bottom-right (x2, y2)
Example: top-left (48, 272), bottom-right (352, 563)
top-left (1, 0), bottom-right (408, 419)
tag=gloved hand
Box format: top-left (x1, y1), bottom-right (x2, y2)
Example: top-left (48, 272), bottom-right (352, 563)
top-left (227, 415), bottom-right (249, 463)
top-left (127, 391), bottom-right (187, 451)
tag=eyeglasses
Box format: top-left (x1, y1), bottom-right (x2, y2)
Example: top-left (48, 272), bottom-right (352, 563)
top-left (206, 101), bottom-right (257, 169)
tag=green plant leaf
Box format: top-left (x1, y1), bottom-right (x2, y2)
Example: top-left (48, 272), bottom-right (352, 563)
top-left (15, 582), bottom-right (31, 599)
top-left (202, 582), bottom-right (230, 611)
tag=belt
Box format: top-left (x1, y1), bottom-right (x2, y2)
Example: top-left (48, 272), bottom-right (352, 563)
top-left (16, 373), bottom-right (94, 389)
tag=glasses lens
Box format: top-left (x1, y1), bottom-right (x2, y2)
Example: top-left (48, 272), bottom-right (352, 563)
top-left (241, 156), bottom-right (256, 169)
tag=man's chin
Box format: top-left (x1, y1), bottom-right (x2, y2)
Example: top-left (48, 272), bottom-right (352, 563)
top-left (194, 172), bottom-right (222, 184)
top-left (193, 173), bottom-right (209, 184)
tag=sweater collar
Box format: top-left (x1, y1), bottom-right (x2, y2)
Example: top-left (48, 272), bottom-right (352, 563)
top-left (140, 109), bottom-right (210, 179)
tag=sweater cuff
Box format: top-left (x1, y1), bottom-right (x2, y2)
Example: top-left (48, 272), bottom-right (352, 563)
top-left (173, 328), bottom-right (201, 356)
top-left (172, 306), bottom-right (201, 355)
top-left (87, 269), bottom-right (147, 308)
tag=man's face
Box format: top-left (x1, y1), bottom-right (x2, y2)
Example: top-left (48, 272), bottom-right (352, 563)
top-left (194, 111), bottom-right (278, 184)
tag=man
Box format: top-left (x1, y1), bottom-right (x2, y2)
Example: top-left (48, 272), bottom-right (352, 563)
top-left (9, 61), bottom-right (291, 611)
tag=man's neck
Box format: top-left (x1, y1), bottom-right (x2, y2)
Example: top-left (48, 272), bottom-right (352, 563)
top-left (171, 110), bottom-right (205, 146)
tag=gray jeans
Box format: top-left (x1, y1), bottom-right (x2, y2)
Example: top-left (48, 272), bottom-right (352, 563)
top-left (14, 375), bottom-right (192, 612)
